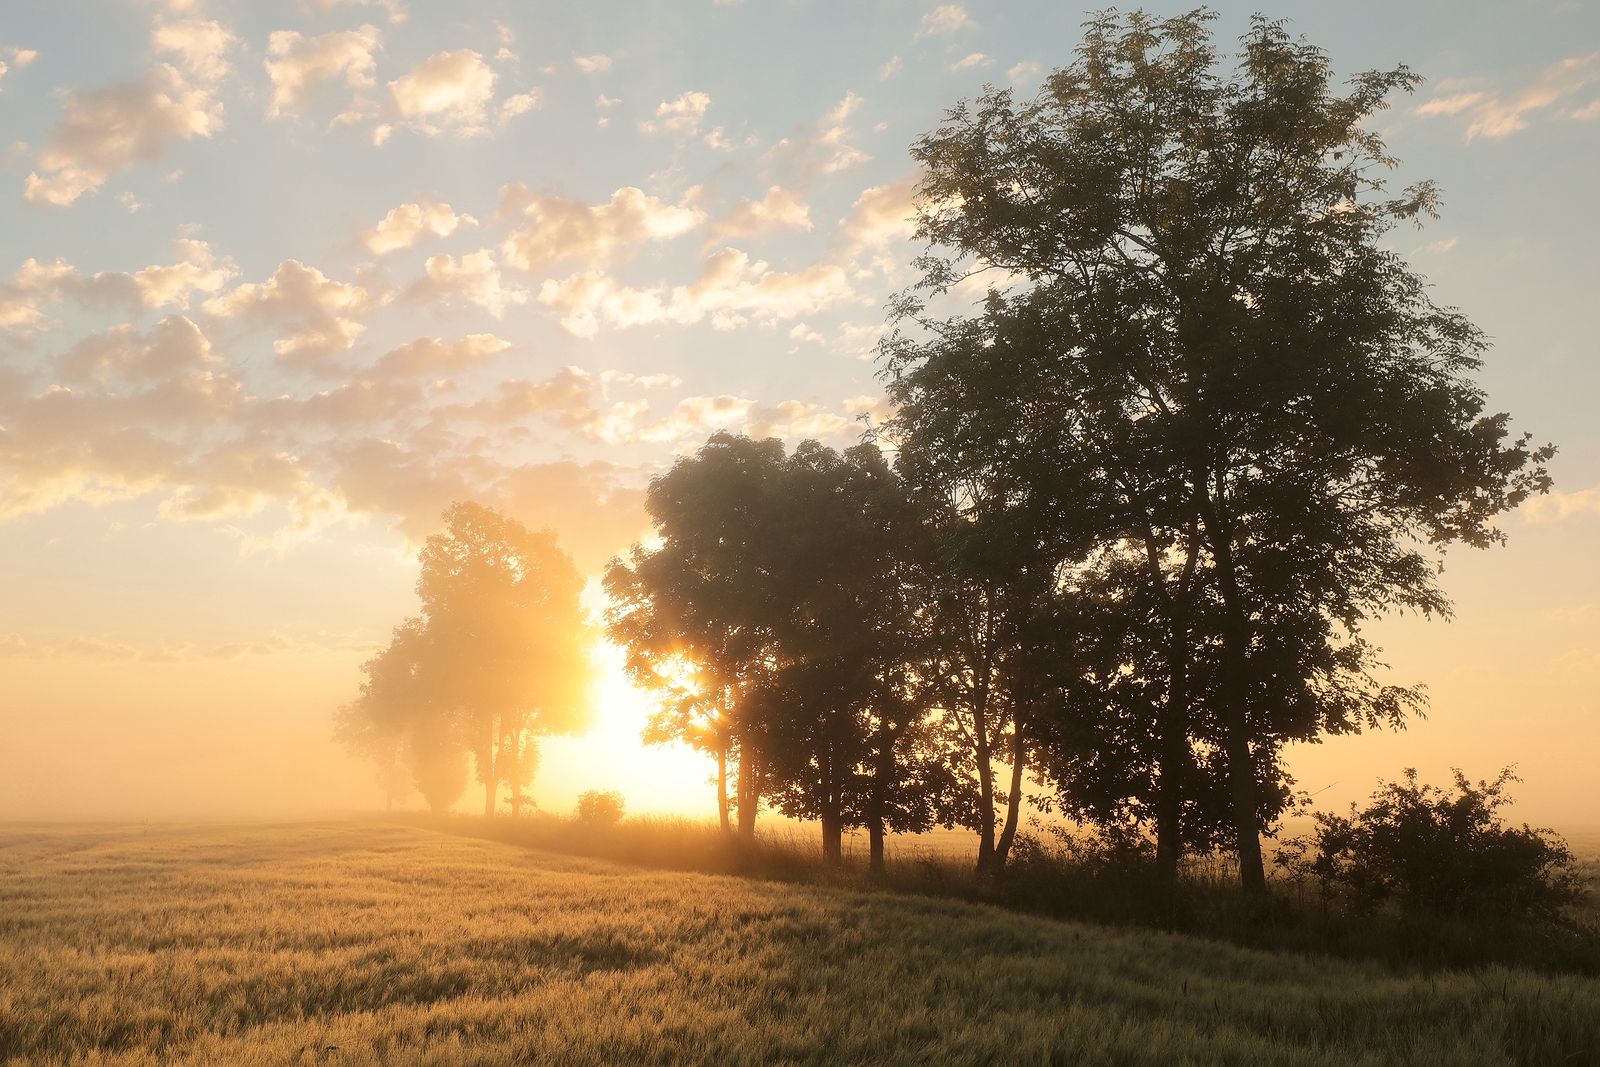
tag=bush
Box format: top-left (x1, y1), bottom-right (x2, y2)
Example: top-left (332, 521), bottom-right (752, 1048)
top-left (575, 789), bottom-right (626, 825)
top-left (1278, 768), bottom-right (1585, 921)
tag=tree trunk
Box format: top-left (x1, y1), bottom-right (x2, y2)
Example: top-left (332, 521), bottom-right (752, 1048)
top-left (736, 746), bottom-right (759, 840)
top-left (482, 721), bottom-right (497, 819)
top-left (973, 688), bottom-right (996, 878)
top-left (716, 742), bottom-right (731, 836)
top-left (994, 716), bottom-right (1026, 869)
top-left (1154, 627), bottom-right (1192, 886)
top-left (867, 816), bottom-right (885, 875)
top-left (821, 808), bottom-right (843, 866)
top-left (1198, 492), bottom-right (1267, 894)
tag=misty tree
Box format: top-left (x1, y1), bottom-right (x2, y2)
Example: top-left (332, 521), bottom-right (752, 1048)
top-left (885, 10), bottom-right (1552, 891)
top-left (416, 502), bottom-right (593, 818)
top-left (605, 433), bottom-right (790, 838)
top-left (336, 616), bottom-right (469, 813)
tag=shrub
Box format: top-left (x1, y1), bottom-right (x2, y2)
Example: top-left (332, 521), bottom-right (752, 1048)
top-left (1278, 768), bottom-right (1585, 921)
top-left (575, 789), bottom-right (626, 825)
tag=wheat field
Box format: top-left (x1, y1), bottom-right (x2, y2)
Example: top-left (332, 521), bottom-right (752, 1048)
top-left (1, 822), bottom-right (1596, 1066)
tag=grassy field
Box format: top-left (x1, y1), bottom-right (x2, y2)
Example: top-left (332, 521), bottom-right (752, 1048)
top-left (2, 822), bottom-right (1597, 1066)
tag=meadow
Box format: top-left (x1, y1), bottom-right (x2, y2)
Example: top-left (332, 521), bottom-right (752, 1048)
top-left (3, 822), bottom-right (1598, 1066)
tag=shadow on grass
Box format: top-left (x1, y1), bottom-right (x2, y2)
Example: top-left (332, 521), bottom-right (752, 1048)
top-left (397, 811), bottom-right (1600, 977)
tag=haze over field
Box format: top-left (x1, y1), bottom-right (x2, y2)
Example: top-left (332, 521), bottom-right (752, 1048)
top-left (1, 0), bottom-right (1597, 826)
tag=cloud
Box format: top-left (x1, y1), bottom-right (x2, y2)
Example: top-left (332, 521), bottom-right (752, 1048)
top-left (1007, 60), bottom-right (1041, 85)
top-left (761, 92), bottom-right (871, 180)
top-left (537, 247), bottom-right (855, 337)
top-left (386, 49), bottom-right (498, 135)
top-left (264, 26), bottom-right (380, 120)
top-left (205, 260), bottom-right (374, 363)
top-left (917, 5), bottom-right (974, 38)
top-left (373, 334), bottom-right (509, 378)
top-left (1417, 53), bottom-right (1600, 140)
top-left (574, 53), bottom-right (612, 73)
top-left (710, 186), bottom-right (812, 241)
top-left (57, 315), bottom-right (219, 384)
top-left (409, 249), bottom-right (529, 317)
top-left (153, 18), bottom-right (236, 85)
top-left (842, 175), bottom-right (920, 248)
top-left (1524, 487), bottom-right (1600, 523)
top-left (24, 66), bottom-right (223, 206)
top-left (951, 52), bottom-right (991, 72)
top-left (362, 200), bottom-right (477, 254)
top-left (0, 240), bottom-right (236, 331)
top-left (499, 91), bottom-right (540, 123)
top-left (639, 90), bottom-right (711, 134)
top-left (878, 56), bottom-right (903, 80)
top-left (0, 46), bottom-right (39, 92)
top-left (303, 0), bottom-right (408, 24)
top-left (499, 186), bottom-right (703, 274)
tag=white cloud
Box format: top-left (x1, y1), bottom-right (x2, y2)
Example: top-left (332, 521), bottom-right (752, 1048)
top-left (0, 241), bottom-right (235, 330)
top-left (0, 46), bottom-right (39, 91)
top-left (499, 91), bottom-right (540, 123)
top-left (264, 26), bottom-right (380, 120)
top-left (574, 53), bottom-right (612, 73)
top-left (499, 185), bottom-right (703, 274)
top-left (386, 49), bottom-right (498, 135)
top-left (205, 260), bottom-right (374, 362)
top-left (153, 18), bottom-right (236, 85)
top-left (362, 200), bottom-right (477, 254)
top-left (373, 334), bottom-right (509, 378)
top-left (843, 175), bottom-right (920, 248)
top-left (24, 66), bottom-right (223, 206)
top-left (760, 92), bottom-right (871, 180)
top-left (640, 90), bottom-right (711, 134)
top-left (1524, 487), bottom-right (1600, 523)
top-left (1417, 53), bottom-right (1600, 140)
top-left (410, 249), bottom-right (529, 318)
top-left (538, 247), bottom-right (855, 337)
top-left (711, 186), bottom-right (812, 241)
top-left (878, 56), bottom-right (903, 80)
top-left (951, 52), bottom-right (991, 72)
top-left (302, 0), bottom-right (407, 24)
top-left (1008, 60), bottom-right (1041, 85)
top-left (917, 5), bottom-right (974, 38)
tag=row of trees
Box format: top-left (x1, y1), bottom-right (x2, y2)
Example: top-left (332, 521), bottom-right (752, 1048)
top-left (336, 502), bottom-right (592, 817)
top-left (605, 11), bottom-right (1551, 890)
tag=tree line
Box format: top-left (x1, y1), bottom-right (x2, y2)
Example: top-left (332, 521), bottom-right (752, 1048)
top-left (341, 11), bottom-right (1552, 893)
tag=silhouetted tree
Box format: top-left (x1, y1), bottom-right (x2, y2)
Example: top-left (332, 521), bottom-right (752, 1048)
top-left (887, 9), bottom-right (1552, 891)
top-left (576, 789), bottom-right (626, 825)
top-left (605, 434), bottom-right (790, 838)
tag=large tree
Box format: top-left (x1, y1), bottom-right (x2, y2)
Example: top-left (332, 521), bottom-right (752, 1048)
top-left (413, 502), bottom-right (592, 817)
top-left (605, 434), bottom-right (791, 838)
top-left (885, 10), bottom-right (1551, 891)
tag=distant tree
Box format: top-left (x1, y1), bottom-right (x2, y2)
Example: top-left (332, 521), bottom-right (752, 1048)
top-left (1279, 769), bottom-right (1585, 921)
top-left (337, 616), bottom-right (468, 814)
top-left (886, 9), bottom-right (1552, 891)
top-left (416, 502), bottom-right (593, 818)
top-left (605, 434), bottom-right (790, 839)
top-left (576, 789), bottom-right (626, 825)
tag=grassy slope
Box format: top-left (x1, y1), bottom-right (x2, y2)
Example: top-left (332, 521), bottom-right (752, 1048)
top-left (1, 823), bottom-right (1596, 1067)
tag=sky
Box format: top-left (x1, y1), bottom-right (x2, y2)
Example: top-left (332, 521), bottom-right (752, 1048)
top-left (0, 0), bottom-right (1596, 828)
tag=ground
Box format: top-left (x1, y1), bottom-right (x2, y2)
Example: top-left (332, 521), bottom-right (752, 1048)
top-left (1, 822), bottom-right (1595, 1066)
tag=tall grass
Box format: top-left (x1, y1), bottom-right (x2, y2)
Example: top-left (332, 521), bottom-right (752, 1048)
top-left (410, 811), bottom-right (1600, 975)
top-left (3, 821), bottom-right (1598, 1066)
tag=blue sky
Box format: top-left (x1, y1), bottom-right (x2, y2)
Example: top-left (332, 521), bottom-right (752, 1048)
top-left (1, 0), bottom-right (1596, 823)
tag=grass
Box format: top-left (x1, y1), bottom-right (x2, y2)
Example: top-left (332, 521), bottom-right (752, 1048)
top-left (412, 810), bottom-right (1600, 976)
top-left (3, 821), bottom-right (1599, 1065)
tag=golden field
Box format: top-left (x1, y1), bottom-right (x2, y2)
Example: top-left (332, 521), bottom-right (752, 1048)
top-left (2, 822), bottom-right (1596, 1066)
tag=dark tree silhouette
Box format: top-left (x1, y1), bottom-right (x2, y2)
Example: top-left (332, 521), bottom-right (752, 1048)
top-left (885, 10), bottom-right (1552, 891)
top-left (605, 434), bottom-right (791, 838)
